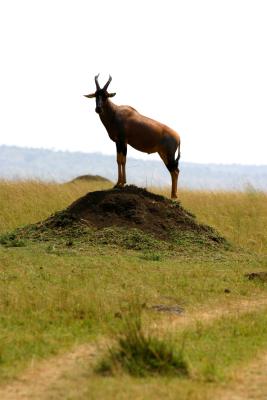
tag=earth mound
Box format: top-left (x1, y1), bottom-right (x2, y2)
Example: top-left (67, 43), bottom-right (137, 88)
top-left (69, 174), bottom-right (111, 183)
top-left (41, 185), bottom-right (225, 245)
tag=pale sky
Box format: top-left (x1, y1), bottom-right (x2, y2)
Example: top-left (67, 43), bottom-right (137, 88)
top-left (0, 0), bottom-right (266, 165)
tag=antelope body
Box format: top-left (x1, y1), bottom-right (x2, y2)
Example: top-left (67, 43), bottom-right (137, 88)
top-left (85, 75), bottom-right (181, 198)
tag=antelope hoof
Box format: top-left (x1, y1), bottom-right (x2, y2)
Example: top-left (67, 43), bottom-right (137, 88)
top-left (171, 193), bottom-right (178, 200)
top-left (114, 183), bottom-right (125, 188)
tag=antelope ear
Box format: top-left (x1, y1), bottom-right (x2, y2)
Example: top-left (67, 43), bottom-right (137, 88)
top-left (84, 93), bottom-right (96, 98)
top-left (108, 92), bottom-right (116, 98)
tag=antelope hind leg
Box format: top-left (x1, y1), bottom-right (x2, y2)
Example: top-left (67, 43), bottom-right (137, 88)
top-left (115, 153), bottom-right (123, 187)
top-left (158, 150), bottom-right (179, 199)
top-left (121, 154), bottom-right (127, 185)
top-left (171, 169), bottom-right (179, 199)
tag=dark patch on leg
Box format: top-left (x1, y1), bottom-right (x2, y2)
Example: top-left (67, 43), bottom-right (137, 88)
top-left (166, 158), bottom-right (178, 172)
top-left (116, 142), bottom-right (127, 156)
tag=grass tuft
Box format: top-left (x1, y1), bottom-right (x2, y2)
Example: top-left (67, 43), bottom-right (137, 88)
top-left (96, 306), bottom-right (188, 377)
top-left (0, 232), bottom-right (26, 247)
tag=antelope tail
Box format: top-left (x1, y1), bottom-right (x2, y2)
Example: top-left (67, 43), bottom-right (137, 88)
top-left (176, 141), bottom-right (181, 167)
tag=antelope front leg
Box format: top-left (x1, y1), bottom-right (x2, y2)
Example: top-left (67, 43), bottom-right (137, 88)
top-left (115, 142), bottom-right (127, 188)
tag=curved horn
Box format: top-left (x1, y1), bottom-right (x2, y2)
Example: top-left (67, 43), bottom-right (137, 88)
top-left (95, 73), bottom-right (100, 90)
top-left (103, 75), bottom-right (112, 91)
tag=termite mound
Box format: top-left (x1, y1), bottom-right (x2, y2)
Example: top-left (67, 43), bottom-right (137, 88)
top-left (27, 185), bottom-right (226, 248)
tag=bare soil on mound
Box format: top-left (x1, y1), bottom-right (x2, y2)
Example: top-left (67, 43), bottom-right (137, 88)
top-left (43, 185), bottom-right (224, 244)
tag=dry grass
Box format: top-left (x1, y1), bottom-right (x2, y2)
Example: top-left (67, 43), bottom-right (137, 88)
top-left (154, 187), bottom-right (267, 253)
top-left (0, 179), bottom-right (111, 234)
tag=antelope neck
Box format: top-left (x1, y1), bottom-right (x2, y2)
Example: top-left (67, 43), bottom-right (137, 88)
top-left (99, 100), bottom-right (117, 129)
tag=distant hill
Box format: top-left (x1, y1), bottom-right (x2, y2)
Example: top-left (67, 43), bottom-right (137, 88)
top-left (0, 145), bottom-right (266, 191)
top-left (70, 174), bottom-right (111, 183)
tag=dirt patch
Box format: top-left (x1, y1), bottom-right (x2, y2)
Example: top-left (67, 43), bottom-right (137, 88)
top-left (0, 341), bottom-right (107, 400)
top-left (38, 185), bottom-right (225, 245)
top-left (162, 296), bottom-right (267, 332)
top-left (149, 304), bottom-right (184, 315)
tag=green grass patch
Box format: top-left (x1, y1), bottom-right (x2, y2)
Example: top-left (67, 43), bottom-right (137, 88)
top-left (175, 308), bottom-right (267, 382)
top-left (0, 241), bottom-right (266, 383)
top-left (0, 315), bottom-right (94, 382)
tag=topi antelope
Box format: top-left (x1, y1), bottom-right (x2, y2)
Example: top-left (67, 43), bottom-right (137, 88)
top-left (84, 75), bottom-right (181, 199)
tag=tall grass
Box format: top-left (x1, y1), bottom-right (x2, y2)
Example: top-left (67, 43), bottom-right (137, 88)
top-left (0, 180), bottom-right (111, 234)
top-left (154, 187), bottom-right (267, 254)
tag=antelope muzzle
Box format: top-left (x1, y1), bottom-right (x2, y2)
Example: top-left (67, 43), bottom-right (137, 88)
top-left (95, 97), bottom-right (104, 114)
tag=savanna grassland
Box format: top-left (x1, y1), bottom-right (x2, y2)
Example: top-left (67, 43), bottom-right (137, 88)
top-left (0, 179), bottom-right (267, 400)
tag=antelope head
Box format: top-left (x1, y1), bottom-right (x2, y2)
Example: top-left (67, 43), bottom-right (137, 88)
top-left (84, 74), bottom-right (116, 114)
